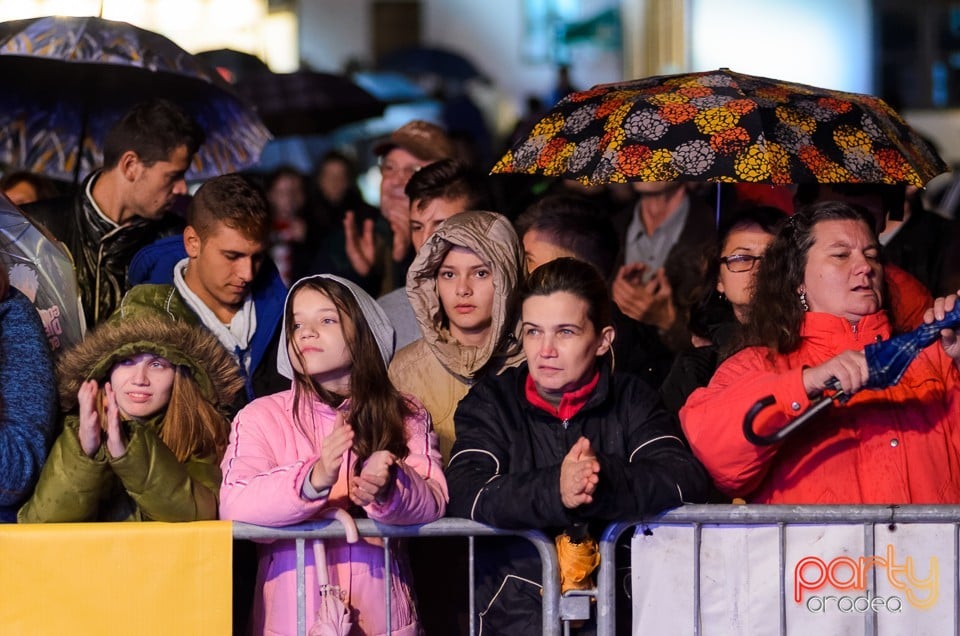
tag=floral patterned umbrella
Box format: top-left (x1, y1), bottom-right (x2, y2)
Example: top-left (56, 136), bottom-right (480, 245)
top-left (493, 68), bottom-right (946, 187)
top-left (0, 15), bottom-right (272, 183)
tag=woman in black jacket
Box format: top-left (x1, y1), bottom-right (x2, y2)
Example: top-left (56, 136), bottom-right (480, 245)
top-left (446, 257), bottom-right (708, 634)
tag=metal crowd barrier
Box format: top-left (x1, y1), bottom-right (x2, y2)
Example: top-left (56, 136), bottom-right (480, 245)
top-left (233, 517), bottom-right (562, 636)
top-left (236, 505), bottom-right (960, 635)
top-left (596, 504), bottom-right (960, 636)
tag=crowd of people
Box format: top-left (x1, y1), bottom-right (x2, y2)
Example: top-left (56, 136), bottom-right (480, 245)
top-left (2, 94), bottom-right (960, 634)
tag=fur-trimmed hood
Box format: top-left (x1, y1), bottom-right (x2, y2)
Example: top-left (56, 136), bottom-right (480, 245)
top-left (56, 315), bottom-right (244, 412)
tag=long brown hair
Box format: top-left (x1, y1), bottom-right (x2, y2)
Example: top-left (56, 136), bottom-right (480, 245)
top-left (740, 200), bottom-right (884, 354)
top-left (162, 369), bottom-right (229, 461)
top-left (286, 278), bottom-right (411, 472)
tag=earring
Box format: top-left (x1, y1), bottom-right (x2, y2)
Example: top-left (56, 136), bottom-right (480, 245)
top-left (717, 291), bottom-right (726, 301)
top-left (798, 288), bottom-right (809, 312)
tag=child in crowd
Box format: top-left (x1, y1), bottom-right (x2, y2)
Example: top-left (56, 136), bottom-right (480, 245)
top-left (389, 210), bottom-right (524, 463)
top-left (219, 274), bottom-right (447, 636)
top-left (18, 316), bottom-right (242, 522)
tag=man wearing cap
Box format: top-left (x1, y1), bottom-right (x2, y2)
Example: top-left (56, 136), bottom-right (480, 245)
top-left (343, 120), bottom-right (455, 295)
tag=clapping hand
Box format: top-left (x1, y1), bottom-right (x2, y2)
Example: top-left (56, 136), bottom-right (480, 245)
top-left (310, 411), bottom-right (355, 492)
top-left (350, 450), bottom-right (397, 507)
top-left (77, 380), bottom-right (126, 458)
top-left (103, 382), bottom-right (126, 458)
top-left (77, 380), bottom-right (103, 457)
top-left (560, 437), bottom-right (600, 509)
top-left (343, 210), bottom-right (377, 277)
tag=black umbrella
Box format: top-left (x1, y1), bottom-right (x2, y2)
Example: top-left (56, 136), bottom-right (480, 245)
top-left (0, 15), bottom-right (271, 183)
top-left (378, 45), bottom-right (487, 82)
top-left (195, 48), bottom-right (270, 84)
top-left (234, 70), bottom-right (387, 137)
top-left (744, 302), bottom-right (960, 445)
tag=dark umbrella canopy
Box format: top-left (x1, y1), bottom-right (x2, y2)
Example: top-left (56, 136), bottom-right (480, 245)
top-left (378, 45), bottom-right (486, 82)
top-left (0, 15), bottom-right (271, 182)
top-left (195, 48), bottom-right (270, 84)
top-left (235, 70), bottom-right (387, 137)
top-left (493, 68), bottom-right (946, 187)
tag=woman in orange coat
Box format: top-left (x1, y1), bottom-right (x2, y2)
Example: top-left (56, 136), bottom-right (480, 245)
top-left (680, 201), bottom-right (960, 504)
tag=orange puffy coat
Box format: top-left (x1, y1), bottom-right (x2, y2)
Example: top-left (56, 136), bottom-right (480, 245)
top-left (680, 311), bottom-right (960, 503)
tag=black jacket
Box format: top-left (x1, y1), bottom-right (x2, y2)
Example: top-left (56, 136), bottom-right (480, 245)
top-left (446, 362), bottom-right (708, 633)
top-left (23, 172), bottom-right (183, 328)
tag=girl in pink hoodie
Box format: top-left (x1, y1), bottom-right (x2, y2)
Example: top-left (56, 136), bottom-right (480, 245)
top-left (220, 274), bottom-right (447, 636)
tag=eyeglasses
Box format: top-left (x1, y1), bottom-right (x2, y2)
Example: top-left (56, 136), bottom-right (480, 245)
top-left (719, 254), bottom-right (762, 273)
top-left (379, 157), bottom-right (422, 181)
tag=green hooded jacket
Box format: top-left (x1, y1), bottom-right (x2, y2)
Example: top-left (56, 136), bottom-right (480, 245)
top-left (18, 315), bottom-right (243, 522)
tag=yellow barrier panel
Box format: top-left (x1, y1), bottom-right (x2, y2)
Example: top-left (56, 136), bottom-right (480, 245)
top-left (0, 521), bottom-right (233, 635)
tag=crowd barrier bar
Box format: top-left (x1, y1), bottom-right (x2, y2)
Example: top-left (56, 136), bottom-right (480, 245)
top-left (595, 504), bottom-right (960, 636)
top-left (233, 518), bottom-right (562, 636)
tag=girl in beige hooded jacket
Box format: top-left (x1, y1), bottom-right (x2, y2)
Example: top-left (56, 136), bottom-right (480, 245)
top-left (388, 211), bottom-right (524, 463)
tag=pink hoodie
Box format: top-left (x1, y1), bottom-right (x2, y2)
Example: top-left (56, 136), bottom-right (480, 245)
top-left (220, 389), bottom-right (447, 635)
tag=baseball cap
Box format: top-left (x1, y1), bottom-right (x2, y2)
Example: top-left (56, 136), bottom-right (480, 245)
top-left (374, 120), bottom-right (456, 163)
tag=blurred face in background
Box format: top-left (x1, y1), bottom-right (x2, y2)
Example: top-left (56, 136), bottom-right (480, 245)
top-left (267, 173), bottom-right (305, 220)
top-left (379, 147), bottom-right (429, 226)
top-left (522, 230), bottom-right (575, 274)
top-left (317, 158), bottom-right (351, 205)
top-left (716, 222), bottom-right (775, 323)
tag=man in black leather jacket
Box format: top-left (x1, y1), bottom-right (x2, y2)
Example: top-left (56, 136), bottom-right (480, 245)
top-left (24, 99), bottom-right (204, 328)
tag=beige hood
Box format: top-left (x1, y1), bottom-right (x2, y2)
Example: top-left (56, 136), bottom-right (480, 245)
top-left (406, 211), bottom-right (523, 382)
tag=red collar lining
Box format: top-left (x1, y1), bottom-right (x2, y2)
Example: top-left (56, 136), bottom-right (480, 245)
top-left (524, 370), bottom-right (600, 421)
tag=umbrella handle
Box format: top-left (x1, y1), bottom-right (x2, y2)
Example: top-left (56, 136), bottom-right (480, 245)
top-left (742, 379), bottom-right (846, 446)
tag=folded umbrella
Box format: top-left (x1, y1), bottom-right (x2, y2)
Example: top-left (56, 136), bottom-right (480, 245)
top-left (744, 302), bottom-right (960, 445)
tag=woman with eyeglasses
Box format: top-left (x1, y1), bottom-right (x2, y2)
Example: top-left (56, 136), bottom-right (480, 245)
top-left (680, 201), bottom-right (960, 504)
top-left (659, 206), bottom-right (785, 415)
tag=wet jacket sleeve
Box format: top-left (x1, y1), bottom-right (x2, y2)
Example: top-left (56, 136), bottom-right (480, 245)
top-left (365, 401), bottom-right (447, 524)
top-left (219, 402), bottom-right (330, 527)
top-left (109, 421), bottom-right (220, 521)
top-left (679, 347), bottom-right (811, 498)
top-left (447, 384), bottom-right (574, 529)
top-left (17, 419), bottom-right (111, 523)
top-left (0, 290), bottom-right (57, 514)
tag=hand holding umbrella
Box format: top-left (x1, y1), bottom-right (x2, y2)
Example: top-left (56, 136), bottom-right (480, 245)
top-left (744, 292), bottom-right (960, 445)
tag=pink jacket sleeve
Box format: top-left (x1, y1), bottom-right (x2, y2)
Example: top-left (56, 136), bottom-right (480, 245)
top-left (219, 399), bottom-right (329, 527)
top-left (679, 347), bottom-right (812, 498)
top-left (365, 399), bottom-right (448, 524)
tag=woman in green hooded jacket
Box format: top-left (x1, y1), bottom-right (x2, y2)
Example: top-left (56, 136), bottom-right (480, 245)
top-left (18, 315), bottom-right (243, 522)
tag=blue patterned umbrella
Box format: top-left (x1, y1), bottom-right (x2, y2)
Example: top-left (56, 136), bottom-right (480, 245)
top-left (0, 15), bottom-right (271, 182)
top-left (744, 304), bottom-right (960, 445)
